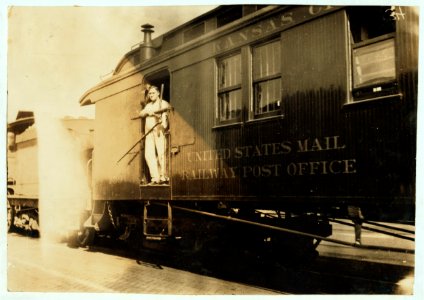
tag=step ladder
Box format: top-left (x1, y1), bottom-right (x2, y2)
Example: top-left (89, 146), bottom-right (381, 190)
top-left (143, 201), bottom-right (172, 240)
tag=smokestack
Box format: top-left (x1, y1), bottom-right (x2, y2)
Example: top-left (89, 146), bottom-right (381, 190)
top-left (140, 23), bottom-right (155, 62)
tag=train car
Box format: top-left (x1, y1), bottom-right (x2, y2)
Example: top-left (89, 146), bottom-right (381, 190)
top-left (77, 5), bottom-right (417, 260)
top-left (7, 111), bottom-right (94, 235)
top-left (7, 111), bottom-right (38, 233)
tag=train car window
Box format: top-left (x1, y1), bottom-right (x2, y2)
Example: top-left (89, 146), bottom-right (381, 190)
top-left (217, 53), bottom-right (242, 123)
top-left (348, 6), bottom-right (398, 101)
top-left (252, 39), bottom-right (282, 118)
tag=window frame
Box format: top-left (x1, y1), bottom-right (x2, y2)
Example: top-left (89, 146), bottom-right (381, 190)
top-left (347, 7), bottom-right (399, 103)
top-left (216, 52), bottom-right (243, 125)
top-left (250, 38), bottom-right (283, 120)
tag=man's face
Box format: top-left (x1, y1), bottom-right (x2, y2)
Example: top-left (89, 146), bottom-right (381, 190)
top-left (148, 89), bottom-right (159, 102)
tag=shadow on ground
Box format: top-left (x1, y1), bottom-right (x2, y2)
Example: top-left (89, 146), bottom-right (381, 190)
top-left (81, 236), bottom-right (414, 295)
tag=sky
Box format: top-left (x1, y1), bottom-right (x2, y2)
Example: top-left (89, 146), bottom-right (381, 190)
top-left (5, 4), bottom-right (219, 121)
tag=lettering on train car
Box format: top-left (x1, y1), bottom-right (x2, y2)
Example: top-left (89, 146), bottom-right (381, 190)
top-left (183, 136), bottom-right (356, 179)
top-left (182, 167), bottom-right (238, 180)
top-left (187, 148), bottom-right (231, 162)
top-left (296, 136), bottom-right (346, 153)
top-left (213, 5), bottom-right (336, 53)
top-left (234, 143), bottom-right (292, 158)
top-left (182, 159), bottom-right (357, 180)
top-left (286, 159), bottom-right (357, 176)
top-left (242, 164), bottom-right (282, 178)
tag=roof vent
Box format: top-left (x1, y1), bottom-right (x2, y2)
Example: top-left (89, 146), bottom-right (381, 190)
top-left (140, 24), bottom-right (155, 62)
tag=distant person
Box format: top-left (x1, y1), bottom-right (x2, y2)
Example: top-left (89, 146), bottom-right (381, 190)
top-left (348, 205), bottom-right (364, 245)
top-left (139, 85), bottom-right (170, 184)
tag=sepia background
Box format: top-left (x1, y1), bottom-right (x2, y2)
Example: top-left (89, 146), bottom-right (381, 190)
top-left (2, 0), bottom-right (424, 299)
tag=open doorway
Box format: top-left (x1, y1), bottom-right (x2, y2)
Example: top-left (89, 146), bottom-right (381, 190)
top-left (140, 69), bottom-right (171, 186)
top-left (144, 69), bottom-right (170, 104)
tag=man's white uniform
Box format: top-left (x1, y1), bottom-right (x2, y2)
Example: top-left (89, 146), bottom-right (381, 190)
top-left (140, 87), bottom-right (170, 184)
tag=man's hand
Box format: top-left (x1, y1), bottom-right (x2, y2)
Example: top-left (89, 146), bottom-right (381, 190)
top-left (139, 110), bottom-right (147, 118)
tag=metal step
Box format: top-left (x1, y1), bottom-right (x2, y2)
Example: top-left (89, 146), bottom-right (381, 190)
top-left (143, 201), bottom-right (173, 238)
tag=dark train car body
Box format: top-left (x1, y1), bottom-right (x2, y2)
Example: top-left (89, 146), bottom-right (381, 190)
top-left (79, 5), bottom-right (417, 255)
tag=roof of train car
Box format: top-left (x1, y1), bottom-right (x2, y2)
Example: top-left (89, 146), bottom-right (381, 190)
top-left (79, 5), bottom-right (283, 106)
top-left (7, 111), bottom-right (35, 134)
top-left (8, 110), bottom-right (94, 135)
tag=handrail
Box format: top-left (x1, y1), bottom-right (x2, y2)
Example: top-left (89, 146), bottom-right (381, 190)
top-left (118, 106), bottom-right (173, 163)
top-left (149, 203), bottom-right (415, 254)
top-left (163, 204), bottom-right (357, 247)
top-left (117, 121), bottom-right (161, 163)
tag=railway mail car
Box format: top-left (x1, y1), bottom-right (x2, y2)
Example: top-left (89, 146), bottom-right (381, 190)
top-left (78, 5), bottom-right (417, 258)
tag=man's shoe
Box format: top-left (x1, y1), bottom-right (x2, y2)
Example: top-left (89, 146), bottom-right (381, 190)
top-left (159, 176), bottom-right (169, 184)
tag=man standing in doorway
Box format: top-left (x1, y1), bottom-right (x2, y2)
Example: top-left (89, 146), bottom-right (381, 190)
top-left (139, 85), bottom-right (170, 184)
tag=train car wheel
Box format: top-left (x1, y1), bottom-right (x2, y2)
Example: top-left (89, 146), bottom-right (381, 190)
top-left (7, 200), bottom-right (15, 233)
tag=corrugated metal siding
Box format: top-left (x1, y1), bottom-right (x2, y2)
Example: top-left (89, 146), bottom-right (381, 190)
top-left (164, 7), bottom-right (416, 205)
top-left (170, 10), bottom-right (362, 201)
top-left (281, 10), bottom-right (348, 138)
top-left (277, 10), bottom-right (350, 197)
top-left (171, 59), bottom-right (219, 198)
top-left (341, 7), bottom-right (418, 200)
top-left (93, 86), bottom-right (142, 200)
top-left (344, 102), bottom-right (404, 195)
